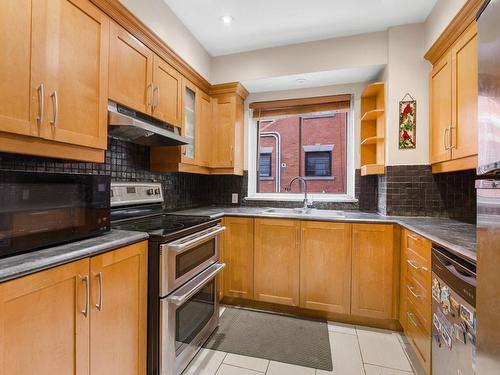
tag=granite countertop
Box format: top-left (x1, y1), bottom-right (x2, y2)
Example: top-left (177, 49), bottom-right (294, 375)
top-left (173, 206), bottom-right (477, 263)
top-left (0, 230), bottom-right (149, 283)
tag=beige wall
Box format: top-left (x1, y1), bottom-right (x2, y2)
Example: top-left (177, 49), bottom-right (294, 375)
top-left (424, 0), bottom-right (467, 52)
top-left (211, 32), bottom-right (388, 84)
top-left (119, 0), bottom-right (212, 80)
top-left (385, 24), bottom-right (431, 166)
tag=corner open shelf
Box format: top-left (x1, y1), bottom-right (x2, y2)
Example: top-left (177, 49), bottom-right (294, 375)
top-left (360, 82), bottom-right (386, 176)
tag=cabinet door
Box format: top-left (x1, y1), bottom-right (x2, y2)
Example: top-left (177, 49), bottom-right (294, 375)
top-left (451, 23), bottom-right (478, 160)
top-left (197, 89), bottom-right (213, 167)
top-left (181, 79), bottom-right (198, 165)
top-left (34, 0), bottom-right (109, 150)
top-left (212, 96), bottom-right (236, 168)
top-left (109, 22), bottom-right (153, 115)
top-left (300, 221), bottom-right (352, 314)
top-left (351, 224), bottom-right (395, 319)
top-left (222, 217), bottom-right (254, 299)
top-left (152, 56), bottom-right (182, 127)
top-left (90, 241), bottom-right (148, 375)
top-left (254, 218), bottom-right (300, 306)
top-left (0, 259), bottom-right (90, 375)
top-left (0, 0), bottom-right (36, 137)
top-left (430, 52), bottom-right (452, 164)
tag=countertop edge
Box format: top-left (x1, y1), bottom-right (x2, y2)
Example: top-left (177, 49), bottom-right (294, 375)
top-left (0, 230), bottom-right (149, 284)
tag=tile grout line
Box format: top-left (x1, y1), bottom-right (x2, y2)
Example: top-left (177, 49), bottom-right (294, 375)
top-left (221, 362), bottom-right (266, 374)
top-left (214, 352), bottom-right (228, 375)
top-left (354, 327), bottom-right (368, 375)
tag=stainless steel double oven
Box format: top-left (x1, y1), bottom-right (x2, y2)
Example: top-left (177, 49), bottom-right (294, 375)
top-left (159, 225), bottom-right (225, 375)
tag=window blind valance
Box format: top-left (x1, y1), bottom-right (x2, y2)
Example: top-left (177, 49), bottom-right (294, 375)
top-left (249, 94), bottom-right (351, 118)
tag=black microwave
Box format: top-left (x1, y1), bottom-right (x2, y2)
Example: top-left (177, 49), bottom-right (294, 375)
top-left (0, 170), bottom-right (110, 258)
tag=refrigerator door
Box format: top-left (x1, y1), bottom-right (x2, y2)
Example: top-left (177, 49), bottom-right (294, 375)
top-left (477, 0), bottom-right (500, 176)
top-left (476, 179), bottom-right (500, 374)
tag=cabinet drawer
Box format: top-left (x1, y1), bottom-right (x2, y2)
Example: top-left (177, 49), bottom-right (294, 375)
top-left (405, 275), bottom-right (431, 333)
top-left (406, 230), bottom-right (431, 264)
top-left (406, 299), bottom-right (431, 374)
top-left (406, 247), bottom-right (431, 288)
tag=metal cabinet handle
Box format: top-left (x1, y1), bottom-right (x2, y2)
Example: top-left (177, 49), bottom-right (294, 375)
top-left (95, 272), bottom-right (103, 311)
top-left (407, 285), bottom-right (421, 299)
top-left (449, 126), bottom-right (455, 149)
top-left (444, 127), bottom-right (450, 150)
top-left (147, 83), bottom-right (153, 107)
top-left (50, 91), bottom-right (58, 128)
top-left (407, 259), bottom-right (429, 272)
top-left (407, 234), bottom-right (419, 242)
top-left (407, 312), bottom-right (419, 328)
top-left (153, 85), bottom-right (160, 109)
top-left (36, 84), bottom-right (44, 124)
top-left (82, 275), bottom-right (89, 318)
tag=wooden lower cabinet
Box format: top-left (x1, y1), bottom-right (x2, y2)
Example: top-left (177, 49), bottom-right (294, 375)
top-left (351, 224), bottom-right (395, 319)
top-left (300, 221), bottom-right (351, 314)
top-left (0, 240), bottom-right (147, 375)
top-left (254, 218), bottom-right (300, 306)
top-left (221, 217), bottom-right (254, 299)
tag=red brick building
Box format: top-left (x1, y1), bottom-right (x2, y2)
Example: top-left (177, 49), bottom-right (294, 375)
top-left (258, 112), bottom-right (347, 194)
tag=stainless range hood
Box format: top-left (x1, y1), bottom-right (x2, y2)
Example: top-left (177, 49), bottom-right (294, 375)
top-left (108, 101), bottom-right (190, 147)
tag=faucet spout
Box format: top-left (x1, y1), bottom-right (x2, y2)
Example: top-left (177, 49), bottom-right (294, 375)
top-left (288, 176), bottom-right (309, 210)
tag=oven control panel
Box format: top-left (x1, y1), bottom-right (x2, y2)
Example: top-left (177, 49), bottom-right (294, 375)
top-left (110, 182), bottom-right (163, 207)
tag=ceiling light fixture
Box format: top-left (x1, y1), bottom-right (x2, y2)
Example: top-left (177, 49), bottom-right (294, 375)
top-left (296, 78), bottom-right (307, 84)
top-left (220, 15), bottom-right (233, 25)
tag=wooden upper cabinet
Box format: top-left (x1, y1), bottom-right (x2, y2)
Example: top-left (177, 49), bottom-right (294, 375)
top-left (32, 0), bottom-right (109, 150)
top-left (197, 89), bottom-right (213, 167)
top-left (212, 95), bottom-right (236, 168)
top-left (430, 52), bottom-right (452, 164)
top-left (0, 259), bottom-right (90, 375)
top-left (0, 0), bottom-right (35, 137)
top-left (90, 241), bottom-right (147, 375)
top-left (300, 221), bottom-right (352, 314)
top-left (222, 217), bottom-right (254, 299)
top-left (181, 79), bottom-right (198, 165)
top-left (451, 22), bottom-right (478, 160)
top-left (351, 224), bottom-right (395, 320)
top-left (109, 21), bottom-right (153, 115)
top-left (254, 218), bottom-right (300, 306)
top-left (152, 56), bottom-right (182, 128)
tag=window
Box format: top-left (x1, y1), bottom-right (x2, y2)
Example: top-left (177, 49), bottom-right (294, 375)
top-left (259, 153), bottom-right (272, 177)
top-left (305, 151), bottom-right (332, 177)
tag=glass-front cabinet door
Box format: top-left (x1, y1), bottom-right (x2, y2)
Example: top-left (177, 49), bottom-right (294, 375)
top-left (182, 81), bottom-right (196, 164)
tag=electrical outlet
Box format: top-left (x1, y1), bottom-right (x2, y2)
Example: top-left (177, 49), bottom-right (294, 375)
top-left (231, 193), bottom-right (239, 204)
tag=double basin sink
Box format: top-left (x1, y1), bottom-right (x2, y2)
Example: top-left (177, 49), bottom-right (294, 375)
top-left (259, 207), bottom-right (345, 217)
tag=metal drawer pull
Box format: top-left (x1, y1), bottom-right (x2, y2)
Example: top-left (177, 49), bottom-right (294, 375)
top-left (407, 285), bottom-right (421, 299)
top-left (153, 85), bottom-right (160, 109)
top-left (407, 312), bottom-right (419, 328)
top-left (443, 127), bottom-right (449, 150)
top-left (407, 234), bottom-right (419, 241)
top-left (147, 83), bottom-right (153, 107)
top-left (167, 263), bottom-right (225, 306)
top-left (82, 275), bottom-right (89, 318)
top-left (37, 84), bottom-right (44, 124)
top-left (50, 91), bottom-right (58, 128)
top-left (407, 259), bottom-right (429, 272)
top-left (95, 272), bottom-right (103, 311)
top-left (166, 225), bottom-right (226, 254)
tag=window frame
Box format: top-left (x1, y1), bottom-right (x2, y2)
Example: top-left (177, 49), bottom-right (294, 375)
top-left (304, 150), bottom-right (332, 177)
top-left (247, 109), bottom-right (356, 202)
top-left (258, 152), bottom-right (273, 178)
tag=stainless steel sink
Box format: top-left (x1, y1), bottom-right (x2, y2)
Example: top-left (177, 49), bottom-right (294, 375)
top-left (261, 208), bottom-right (312, 215)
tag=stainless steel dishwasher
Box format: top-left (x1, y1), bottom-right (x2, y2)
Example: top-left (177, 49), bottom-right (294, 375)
top-left (432, 245), bottom-right (477, 375)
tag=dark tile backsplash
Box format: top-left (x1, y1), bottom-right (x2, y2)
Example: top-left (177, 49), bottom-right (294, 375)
top-left (0, 140), bottom-right (476, 220)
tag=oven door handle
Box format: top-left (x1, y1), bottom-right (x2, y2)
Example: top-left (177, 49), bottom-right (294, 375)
top-left (166, 263), bottom-right (225, 306)
top-left (164, 225), bottom-right (226, 254)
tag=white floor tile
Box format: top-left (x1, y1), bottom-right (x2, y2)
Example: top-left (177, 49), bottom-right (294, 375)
top-left (364, 364), bottom-right (414, 374)
top-left (183, 349), bottom-right (226, 375)
top-left (327, 321), bottom-right (357, 335)
top-left (223, 353), bottom-right (269, 372)
top-left (216, 364), bottom-right (263, 375)
top-left (356, 327), bottom-right (413, 372)
top-left (327, 332), bottom-right (365, 375)
top-left (266, 361), bottom-right (315, 375)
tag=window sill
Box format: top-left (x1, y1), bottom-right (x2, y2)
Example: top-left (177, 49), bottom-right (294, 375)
top-left (245, 194), bottom-right (358, 203)
top-left (302, 176), bottom-right (336, 181)
top-left (259, 177), bottom-right (275, 181)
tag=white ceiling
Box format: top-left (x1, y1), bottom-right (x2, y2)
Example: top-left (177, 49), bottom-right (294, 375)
top-left (242, 65), bottom-right (385, 93)
top-left (163, 0), bottom-right (438, 56)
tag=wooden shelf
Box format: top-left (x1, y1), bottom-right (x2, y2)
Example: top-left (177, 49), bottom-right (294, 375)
top-left (361, 164), bottom-right (385, 176)
top-left (361, 109), bottom-right (384, 121)
top-left (361, 136), bottom-right (385, 145)
top-left (361, 82), bottom-right (385, 98)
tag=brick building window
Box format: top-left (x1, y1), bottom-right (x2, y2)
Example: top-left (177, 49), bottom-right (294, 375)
top-left (259, 153), bottom-right (272, 177)
top-left (305, 151), bottom-right (332, 177)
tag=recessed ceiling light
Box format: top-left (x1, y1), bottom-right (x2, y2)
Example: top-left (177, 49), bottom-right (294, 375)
top-left (220, 15), bottom-right (233, 25)
top-left (296, 78), bottom-right (307, 84)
